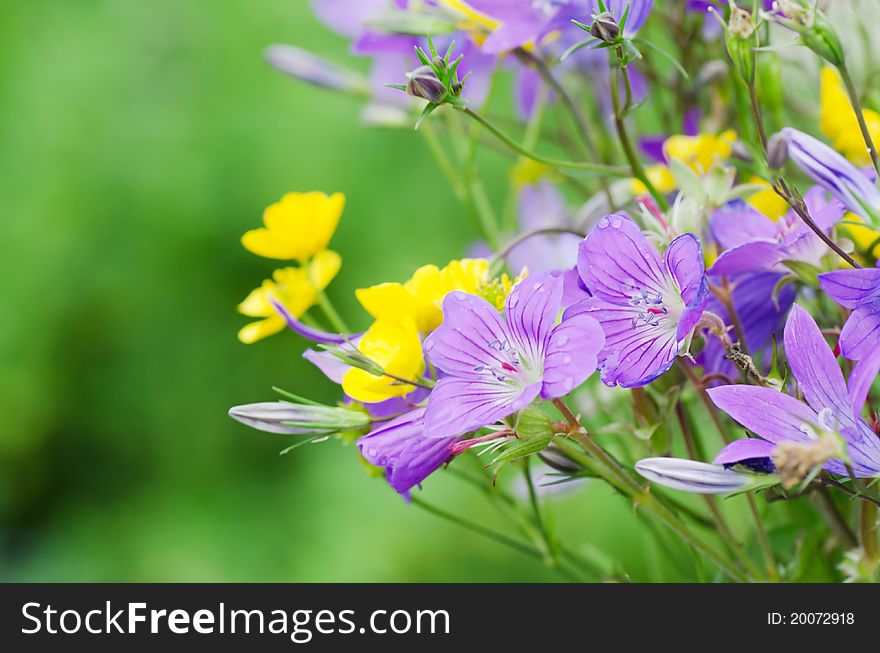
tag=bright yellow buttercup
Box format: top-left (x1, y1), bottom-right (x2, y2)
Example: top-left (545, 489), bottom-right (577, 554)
top-left (342, 317), bottom-right (426, 404)
top-left (242, 191), bottom-right (344, 261)
top-left (237, 250), bottom-right (341, 344)
top-left (355, 258), bottom-right (489, 334)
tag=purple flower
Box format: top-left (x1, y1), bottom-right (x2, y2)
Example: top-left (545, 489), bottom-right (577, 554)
top-left (708, 190), bottom-right (845, 277)
top-left (782, 128), bottom-right (880, 222)
top-left (358, 407), bottom-right (459, 495)
top-left (698, 271), bottom-right (795, 382)
top-left (819, 265), bottom-right (880, 413)
top-left (422, 271), bottom-right (605, 438)
top-left (571, 215), bottom-right (709, 387)
top-left (709, 305), bottom-right (880, 478)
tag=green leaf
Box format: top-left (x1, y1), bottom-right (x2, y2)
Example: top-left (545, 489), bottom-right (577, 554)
top-left (415, 102), bottom-right (439, 130)
top-left (487, 435), bottom-right (553, 475)
top-left (637, 37), bottom-right (690, 79)
top-left (560, 37), bottom-right (599, 62)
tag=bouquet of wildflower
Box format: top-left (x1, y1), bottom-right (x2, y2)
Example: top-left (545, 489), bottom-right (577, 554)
top-left (229, 1), bottom-right (880, 582)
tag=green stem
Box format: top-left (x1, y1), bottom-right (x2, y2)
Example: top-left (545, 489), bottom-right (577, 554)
top-left (610, 63), bottom-right (669, 211)
top-left (550, 399), bottom-right (748, 581)
top-left (838, 63), bottom-right (880, 177)
top-left (313, 286), bottom-right (350, 334)
top-left (523, 459), bottom-right (557, 566)
top-left (421, 121), bottom-right (466, 201)
top-left (860, 501), bottom-right (879, 562)
top-left (458, 106), bottom-right (630, 176)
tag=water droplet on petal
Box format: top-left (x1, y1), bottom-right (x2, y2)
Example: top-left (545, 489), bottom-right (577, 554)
top-left (562, 355), bottom-right (572, 365)
top-left (598, 217), bottom-right (610, 228)
top-left (557, 335), bottom-right (569, 346)
top-left (563, 377), bottom-right (574, 391)
top-left (611, 216), bottom-right (622, 228)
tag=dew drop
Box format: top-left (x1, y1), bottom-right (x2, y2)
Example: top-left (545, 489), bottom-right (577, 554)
top-left (611, 216), bottom-right (622, 228)
top-left (557, 335), bottom-right (569, 346)
top-left (598, 217), bottom-right (610, 228)
top-left (562, 355), bottom-right (572, 365)
top-left (563, 377), bottom-right (574, 391)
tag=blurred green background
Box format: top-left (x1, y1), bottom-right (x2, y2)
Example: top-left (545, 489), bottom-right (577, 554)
top-left (0, 0), bottom-right (667, 582)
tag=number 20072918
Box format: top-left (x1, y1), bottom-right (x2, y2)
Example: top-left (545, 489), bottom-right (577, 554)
top-left (768, 612), bottom-right (854, 625)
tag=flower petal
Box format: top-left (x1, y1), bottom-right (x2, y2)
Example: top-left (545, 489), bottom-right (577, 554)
top-left (664, 233), bottom-right (706, 304)
top-left (784, 304), bottom-right (853, 423)
top-left (577, 214), bottom-right (668, 304)
top-left (818, 268), bottom-right (880, 309)
top-left (838, 305), bottom-right (880, 360)
top-left (540, 312), bottom-right (604, 399)
top-left (707, 384), bottom-right (819, 445)
top-left (848, 347), bottom-right (880, 416)
top-left (358, 408), bottom-right (458, 496)
top-left (712, 438), bottom-right (776, 465)
top-left (505, 271), bottom-right (563, 369)
top-left (710, 200), bottom-right (777, 250)
top-left (708, 241), bottom-right (784, 277)
top-left (423, 377), bottom-right (540, 439)
top-left (423, 291), bottom-right (511, 380)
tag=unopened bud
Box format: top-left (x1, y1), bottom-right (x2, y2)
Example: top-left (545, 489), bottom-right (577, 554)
top-left (635, 457), bottom-right (751, 494)
top-left (405, 65), bottom-right (447, 104)
top-left (590, 12), bottom-right (621, 42)
top-left (725, 5), bottom-right (757, 83)
top-left (766, 132), bottom-right (789, 169)
top-left (229, 401), bottom-right (370, 436)
top-left (265, 45), bottom-right (368, 94)
top-left (731, 141), bottom-right (755, 163)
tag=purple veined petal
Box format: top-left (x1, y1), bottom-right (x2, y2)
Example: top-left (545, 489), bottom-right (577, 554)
top-left (784, 304), bottom-right (854, 424)
top-left (707, 384), bottom-right (820, 446)
top-left (635, 457), bottom-right (750, 494)
top-left (505, 271), bottom-right (564, 368)
top-left (423, 291), bottom-right (512, 380)
top-left (848, 347), bottom-right (880, 417)
top-left (664, 233), bottom-right (705, 305)
top-left (423, 377), bottom-right (541, 439)
top-left (802, 186), bottom-right (846, 234)
top-left (677, 289), bottom-right (709, 343)
top-left (568, 298), bottom-right (680, 388)
top-left (818, 268), bottom-right (880, 309)
top-left (270, 298), bottom-right (361, 344)
top-left (708, 241), bottom-right (785, 277)
top-left (710, 200), bottom-right (777, 250)
top-left (838, 305), bottom-right (880, 361)
top-left (713, 438), bottom-right (776, 466)
top-left (577, 214), bottom-right (669, 304)
top-left (540, 312), bottom-right (605, 399)
top-left (358, 407), bottom-right (459, 496)
top-left (837, 421), bottom-right (880, 477)
top-left (361, 386), bottom-right (432, 419)
top-left (782, 127), bottom-right (880, 217)
top-left (480, 18), bottom-right (547, 55)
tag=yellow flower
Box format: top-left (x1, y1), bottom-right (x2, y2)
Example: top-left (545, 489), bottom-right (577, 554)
top-left (437, 0), bottom-right (499, 32)
top-left (747, 176), bottom-right (789, 220)
top-left (840, 213), bottom-right (880, 258)
top-left (665, 130), bottom-right (737, 173)
top-left (632, 164), bottom-right (677, 196)
top-left (342, 317), bottom-right (426, 404)
top-left (511, 159), bottom-right (552, 187)
top-left (355, 258), bottom-right (489, 334)
top-left (480, 268), bottom-right (528, 310)
top-left (820, 67), bottom-right (880, 168)
top-left (236, 250), bottom-right (341, 344)
top-left (241, 191), bottom-right (344, 261)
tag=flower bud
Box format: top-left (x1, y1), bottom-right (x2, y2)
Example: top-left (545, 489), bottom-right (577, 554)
top-left (590, 12), bottom-right (620, 42)
top-left (635, 457), bottom-right (751, 494)
top-left (405, 65), bottom-right (447, 104)
top-left (768, 1), bottom-right (846, 67)
top-left (724, 5), bottom-right (757, 83)
top-left (766, 132), bottom-right (789, 169)
top-left (539, 445), bottom-right (582, 475)
top-left (228, 401), bottom-right (370, 435)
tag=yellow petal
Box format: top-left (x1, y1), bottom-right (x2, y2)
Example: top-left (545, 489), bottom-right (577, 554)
top-left (307, 249), bottom-right (342, 290)
top-left (342, 318), bottom-right (425, 403)
top-left (441, 258), bottom-right (488, 295)
top-left (356, 283), bottom-right (424, 327)
top-left (238, 315), bottom-right (285, 344)
top-left (665, 130), bottom-right (736, 173)
top-left (746, 177), bottom-right (789, 221)
top-left (237, 279), bottom-right (275, 318)
top-left (841, 214), bottom-right (880, 258)
top-left (633, 164), bottom-right (676, 195)
top-left (242, 191), bottom-right (344, 261)
top-left (820, 66), bottom-right (880, 167)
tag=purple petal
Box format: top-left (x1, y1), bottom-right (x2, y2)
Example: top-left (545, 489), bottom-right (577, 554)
top-left (567, 298), bottom-right (679, 388)
top-left (304, 347), bottom-right (351, 384)
top-left (271, 298), bottom-right (360, 344)
top-left (635, 457), bottom-right (749, 494)
top-left (507, 182), bottom-right (578, 273)
top-left (708, 241), bottom-right (784, 276)
top-left (710, 200), bottom-right (777, 250)
top-left (310, 0), bottom-right (385, 38)
top-left (561, 266), bottom-right (591, 308)
top-left (423, 292), bottom-right (511, 380)
top-left (713, 438), bottom-right (776, 465)
top-left (818, 268), bottom-right (880, 309)
top-left (664, 233), bottom-right (705, 304)
top-left (358, 408), bottom-right (457, 495)
top-left (849, 348), bottom-right (880, 416)
top-left (578, 214), bottom-right (668, 303)
top-left (784, 304), bottom-right (853, 423)
top-left (423, 377), bottom-right (540, 439)
top-left (505, 272), bottom-right (564, 368)
top-left (540, 312), bottom-right (605, 399)
top-left (838, 305), bottom-right (880, 360)
top-left (707, 385), bottom-right (819, 445)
